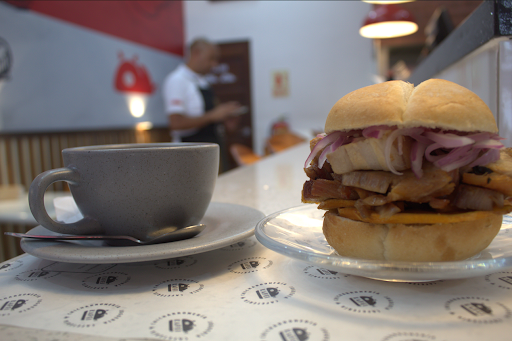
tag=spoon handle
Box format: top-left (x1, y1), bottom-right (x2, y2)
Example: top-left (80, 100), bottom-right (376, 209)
top-left (4, 232), bottom-right (138, 243)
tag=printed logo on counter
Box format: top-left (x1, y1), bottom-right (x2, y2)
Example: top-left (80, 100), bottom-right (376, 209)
top-left (15, 269), bottom-right (60, 282)
top-left (0, 293), bottom-right (42, 317)
top-left (499, 226), bottom-right (512, 235)
top-left (228, 257), bottom-right (273, 274)
top-left (149, 311), bottom-right (213, 340)
top-left (334, 291), bottom-right (394, 314)
top-left (221, 239), bottom-right (257, 251)
top-left (241, 282), bottom-right (296, 305)
top-left (154, 256), bottom-right (198, 270)
top-left (405, 281), bottom-right (443, 286)
top-left (260, 319), bottom-right (329, 341)
top-left (381, 331), bottom-right (438, 341)
top-left (485, 272), bottom-right (512, 290)
top-left (82, 272), bottom-right (131, 290)
top-left (444, 296), bottom-right (512, 324)
top-left (0, 260), bottom-right (23, 272)
top-left (63, 303), bottom-right (124, 328)
top-left (153, 279), bottom-right (204, 297)
top-left (303, 266), bottom-right (344, 280)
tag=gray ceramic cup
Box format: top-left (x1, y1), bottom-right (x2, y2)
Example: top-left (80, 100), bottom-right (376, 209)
top-left (29, 143), bottom-right (219, 239)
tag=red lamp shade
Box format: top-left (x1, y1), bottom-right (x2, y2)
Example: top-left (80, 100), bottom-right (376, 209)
top-left (360, 4), bottom-right (418, 39)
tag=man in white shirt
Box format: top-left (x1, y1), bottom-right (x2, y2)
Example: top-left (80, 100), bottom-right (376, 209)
top-left (162, 38), bottom-right (241, 144)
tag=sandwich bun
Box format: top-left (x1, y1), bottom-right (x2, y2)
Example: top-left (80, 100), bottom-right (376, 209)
top-left (306, 79), bottom-right (509, 262)
top-left (323, 210), bottom-right (503, 262)
top-left (325, 79), bottom-right (498, 134)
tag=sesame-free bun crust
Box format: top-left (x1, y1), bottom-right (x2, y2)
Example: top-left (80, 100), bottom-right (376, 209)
top-left (325, 79), bottom-right (498, 134)
top-left (322, 210), bottom-right (503, 262)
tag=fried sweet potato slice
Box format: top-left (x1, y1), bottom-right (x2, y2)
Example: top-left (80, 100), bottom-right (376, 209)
top-left (337, 206), bottom-right (512, 225)
top-left (462, 172), bottom-right (512, 197)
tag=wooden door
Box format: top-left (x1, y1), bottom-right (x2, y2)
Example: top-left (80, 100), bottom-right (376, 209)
top-left (207, 41), bottom-right (253, 171)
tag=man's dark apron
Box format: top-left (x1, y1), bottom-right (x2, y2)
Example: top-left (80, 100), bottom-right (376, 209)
top-left (181, 87), bottom-right (220, 145)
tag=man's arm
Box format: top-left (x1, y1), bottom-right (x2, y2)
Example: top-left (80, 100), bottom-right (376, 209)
top-left (169, 101), bottom-right (241, 131)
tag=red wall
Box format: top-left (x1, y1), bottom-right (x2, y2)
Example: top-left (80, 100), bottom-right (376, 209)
top-left (4, 0), bottom-right (184, 56)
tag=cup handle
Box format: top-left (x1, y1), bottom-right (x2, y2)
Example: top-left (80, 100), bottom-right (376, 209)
top-left (29, 167), bottom-right (103, 235)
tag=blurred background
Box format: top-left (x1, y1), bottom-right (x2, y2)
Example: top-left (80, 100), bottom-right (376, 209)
top-left (1, 0), bottom-right (510, 259)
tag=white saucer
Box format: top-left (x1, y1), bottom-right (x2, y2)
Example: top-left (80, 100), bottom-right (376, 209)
top-left (21, 202), bottom-right (265, 264)
top-left (256, 205), bottom-right (512, 282)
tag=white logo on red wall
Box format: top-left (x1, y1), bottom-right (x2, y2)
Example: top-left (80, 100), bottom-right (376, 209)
top-left (114, 52), bottom-right (155, 94)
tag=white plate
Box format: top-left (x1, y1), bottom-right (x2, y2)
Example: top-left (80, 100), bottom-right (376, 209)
top-left (255, 205), bottom-right (512, 282)
top-left (21, 202), bottom-right (264, 264)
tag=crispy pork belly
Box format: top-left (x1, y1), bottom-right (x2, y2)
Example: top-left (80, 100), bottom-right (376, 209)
top-left (387, 166), bottom-right (455, 203)
top-left (326, 133), bottom-right (412, 174)
top-left (302, 179), bottom-right (358, 203)
top-left (304, 163), bottom-right (333, 180)
top-left (341, 171), bottom-right (397, 194)
top-left (453, 184), bottom-right (504, 211)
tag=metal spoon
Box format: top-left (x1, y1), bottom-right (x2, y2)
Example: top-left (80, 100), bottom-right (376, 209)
top-left (4, 224), bottom-right (206, 246)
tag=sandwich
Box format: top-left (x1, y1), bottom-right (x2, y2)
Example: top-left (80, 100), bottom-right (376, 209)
top-left (302, 79), bottom-right (512, 262)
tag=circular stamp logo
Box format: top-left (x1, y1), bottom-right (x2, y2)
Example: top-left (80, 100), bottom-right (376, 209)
top-left (0, 260), bottom-right (23, 272)
top-left (499, 227), bottom-right (511, 235)
top-left (303, 266), bottom-right (344, 280)
top-left (485, 272), bottom-right (512, 290)
top-left (63, 303), bottom-right (124, 328)
top-left (15, 269), bottom-right (60, 282)
top-left (260, 319), bottom-right (329, 341)
top-left (153, 279), bottom-right (204, 297)
top-left (381, 332), bottom-right (438, 341)
top-left (0, 293), bottom-right (42, 317)
top-left (334, 291), bottom-right (394, 313)
top-left (82, 272), bottom-right (131, 290)
top-left (154, 257), bottom-right (197, 270)
top-left (149, 312), bottom-right (213, 340)
top-left (241, 282), bottom-right (296, 305)
top-left (444, 296), bottom-right (511, 324)
top-left (221, 239), bottom-right (257, 251)
top-left (228, 257), bottom-right (273, 274)
top-left (405, 281), bottom-right (443, 286)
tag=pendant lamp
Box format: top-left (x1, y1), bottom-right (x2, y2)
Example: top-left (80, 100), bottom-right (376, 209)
top-left (360, 4), bottom-right (418, 39)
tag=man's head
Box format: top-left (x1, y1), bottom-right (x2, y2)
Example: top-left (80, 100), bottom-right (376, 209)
top-left (186, 38), bottom-right (219, 75)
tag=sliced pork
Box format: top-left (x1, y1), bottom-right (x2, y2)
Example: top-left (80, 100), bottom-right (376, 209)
top-left (326, 132), bottom-right (412, 174)
top-left (341, 171), bottom-right (397, 194)
top-left (453, 184), bottom-right (504, 211)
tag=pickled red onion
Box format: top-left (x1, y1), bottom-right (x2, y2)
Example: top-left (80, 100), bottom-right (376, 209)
top-left (304, 132), bottom-right (340, 168)
top-left (318, 135), bottom-right (347, 168)
top-left (362, 125), bottom-right (392, 139)
top-left (469, 148), bottom-right (501, 168)
top-left (410, 140), bottom-right (427, 178)
top-left (304, 124), bottom-right (505, 178)
top-left (423, 131), bottom-right (474, 148)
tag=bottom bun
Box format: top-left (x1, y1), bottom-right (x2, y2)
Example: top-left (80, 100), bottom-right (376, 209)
top-left (322, 211), bottom-right (503, 262)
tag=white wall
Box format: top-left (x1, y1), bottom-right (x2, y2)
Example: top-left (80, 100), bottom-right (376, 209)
top-left (184, 0), bottom-right (374, 154)
top-left (432, 38), bottom-right (512, 147)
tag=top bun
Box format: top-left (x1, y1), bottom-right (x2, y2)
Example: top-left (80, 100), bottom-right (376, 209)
top-left (325, 79), bottom-right (498, 134)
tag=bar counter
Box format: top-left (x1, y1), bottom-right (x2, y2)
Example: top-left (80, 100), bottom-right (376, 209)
top-left (0, 143), bottom-right (511, 341)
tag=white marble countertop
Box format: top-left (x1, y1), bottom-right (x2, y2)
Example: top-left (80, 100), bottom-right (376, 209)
top-left (212, 142), bottom-right (309, 215)
top-left (0, 192), bottom-right (67, 225)
top-left (1, 142), bottom-right (512, 341)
